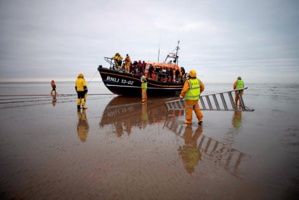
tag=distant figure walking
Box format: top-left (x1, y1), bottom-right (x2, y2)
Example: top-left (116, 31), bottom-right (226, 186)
top-left (233, 76), bottom-right (244, 106)
top-left (50, 80), bottom-right (57, 98)
top-left (179, 70), bottom-right (205, 125)
top-left (75, 73), bottom-right (88, 110)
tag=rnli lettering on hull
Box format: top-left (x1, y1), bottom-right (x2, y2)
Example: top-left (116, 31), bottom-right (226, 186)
top-left (106, 76), bottom-right (134, 85)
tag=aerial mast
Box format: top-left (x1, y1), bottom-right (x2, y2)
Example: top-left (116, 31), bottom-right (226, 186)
top-left (174, 40), bottom-right (180, 66)
top-left (158, 35), bottom-right (161, 62)
top-left (164, 40), bottom-right (180, 64)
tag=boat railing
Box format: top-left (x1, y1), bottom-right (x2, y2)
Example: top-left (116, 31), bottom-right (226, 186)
top-left (163, 40), bottom-right (180, 65)
top-left (104, 57), bottom-right (117, 70)
top-left (164, 87), bottom-right (254, 112)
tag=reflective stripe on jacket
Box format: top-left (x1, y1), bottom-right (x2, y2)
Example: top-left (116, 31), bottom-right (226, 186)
top-left (185, 79), bottom-right (200, 100)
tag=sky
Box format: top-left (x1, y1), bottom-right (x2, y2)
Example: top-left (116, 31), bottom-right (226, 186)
top-left (0, 0), bottom-right (299, 83)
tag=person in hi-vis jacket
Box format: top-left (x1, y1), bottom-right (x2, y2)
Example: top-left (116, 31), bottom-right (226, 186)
top-left (179, 70), bottom-right (205, 125)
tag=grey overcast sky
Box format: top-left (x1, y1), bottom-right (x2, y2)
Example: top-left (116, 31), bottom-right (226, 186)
top-left (0, 0), bottom-right (298, 83)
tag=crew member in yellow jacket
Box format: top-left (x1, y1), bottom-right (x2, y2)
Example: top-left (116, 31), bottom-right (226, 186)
top-left (75, 73), bottom-right (88, 110)
top-left (179, 70), bottom-right (205, 125)
top-left (233, 76), bottom-right (244, 105)
top-left (112, 53), bottom-right (123, 70)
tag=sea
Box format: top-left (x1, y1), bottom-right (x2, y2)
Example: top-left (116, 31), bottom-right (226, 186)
top-left (0, 81), bottom-right (298, 199)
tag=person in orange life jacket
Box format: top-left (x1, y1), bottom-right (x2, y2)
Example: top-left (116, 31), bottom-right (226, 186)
top-left (141, 75), bottom-right (147, 103)
top-left (233, 76), bottom-right (244, 105)
top-left (148, 64), bottom-right (154, 79)
top-left (124, 54), bottom-right (131, 73)
top-left (179, 70), bottom-right (205, 125)
top-left (75, 73), bottom-right (88, 110)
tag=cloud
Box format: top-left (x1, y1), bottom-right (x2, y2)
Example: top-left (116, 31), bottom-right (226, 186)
top-left (0, 0), bottom-right (298, 83)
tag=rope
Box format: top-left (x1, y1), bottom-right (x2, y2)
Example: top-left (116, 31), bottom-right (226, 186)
top-left (87, 70), bottom-right (99, 85)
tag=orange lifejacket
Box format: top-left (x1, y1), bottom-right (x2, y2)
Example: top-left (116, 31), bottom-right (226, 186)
top-left (152, 72), bottom-right (157, 81)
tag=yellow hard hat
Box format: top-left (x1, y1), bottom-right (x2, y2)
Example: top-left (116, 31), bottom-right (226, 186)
top-left (78, 73), bottom-right (84, 78)
top-left (189, 70), bottom-right (197, 78)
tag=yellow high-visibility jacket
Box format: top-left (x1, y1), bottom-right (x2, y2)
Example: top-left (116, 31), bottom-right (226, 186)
top-left (75, 78), bottom-right (87, 91)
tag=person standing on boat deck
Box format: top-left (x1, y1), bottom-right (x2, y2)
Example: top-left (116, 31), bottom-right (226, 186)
top-left (112, 53), bottom-right (123, 70)
top-left (124, 54), bottom-right (131, 73)
top-left (141, 75), bottom-right (147, 103)
top-left (179, 70), bottom-right (205, 125)
top-left (233, 76), bottom-right (244, 106)
top-left (75, 73), bottom-right (88, 110)
top-left (148, 64), bottom-right (154, 79)
top-left (142, 61), bottom-right (146, 74)
top-left (181, 67), bottom-right (186, 76)
top-left (175, 68), bottom-right (180, 82)
top-left (51, 80), bottom-right (56, 95)
top-left (172, 68), bottom-right (176, 82)
top-left (137, 60), bottom-right (142, 75)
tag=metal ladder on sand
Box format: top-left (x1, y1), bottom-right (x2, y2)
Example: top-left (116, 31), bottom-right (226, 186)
top-left (164, 87), bottom-right (254, 112)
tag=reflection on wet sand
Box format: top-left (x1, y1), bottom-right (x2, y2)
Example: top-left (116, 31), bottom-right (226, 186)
top-left (166, 118), bottom-right (248, 176)
top-left (232, 110), bottom-right (242, 128)
top-left (99, 96), bottom-right (183, 137)
top-left (77, 110), bottom-right (89, 142)
top-left (100, 96), bottom-right (248, 176)
top-left (223, 110), bottom-right (243, 148)
top-left (178, 125), bottom-right (203, 174)
top-left (52, 98), bottom-right (57, 107)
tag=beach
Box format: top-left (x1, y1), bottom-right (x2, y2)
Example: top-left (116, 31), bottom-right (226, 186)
top-left (0, 82), bottom-right (298, 199)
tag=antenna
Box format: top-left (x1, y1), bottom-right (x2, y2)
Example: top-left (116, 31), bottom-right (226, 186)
top-left (158, 48), bottom-right (160, 62)
top-left (175, 40), bottom-right (180, 66)
top-left (158, 35), bottom-right (161, 62)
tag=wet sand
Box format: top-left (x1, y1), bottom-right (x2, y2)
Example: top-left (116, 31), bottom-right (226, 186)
top-left (0, 92), bottom-right (298, 199)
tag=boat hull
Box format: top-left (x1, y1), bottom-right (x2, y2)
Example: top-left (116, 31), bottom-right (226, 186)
top-left (98, 66), bottom-right (183, 96)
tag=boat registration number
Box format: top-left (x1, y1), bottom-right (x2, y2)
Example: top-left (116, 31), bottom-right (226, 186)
top-left (106, 76), bottom-right (134, 85)
top-left (121, 79), bottom-right (134, 85)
